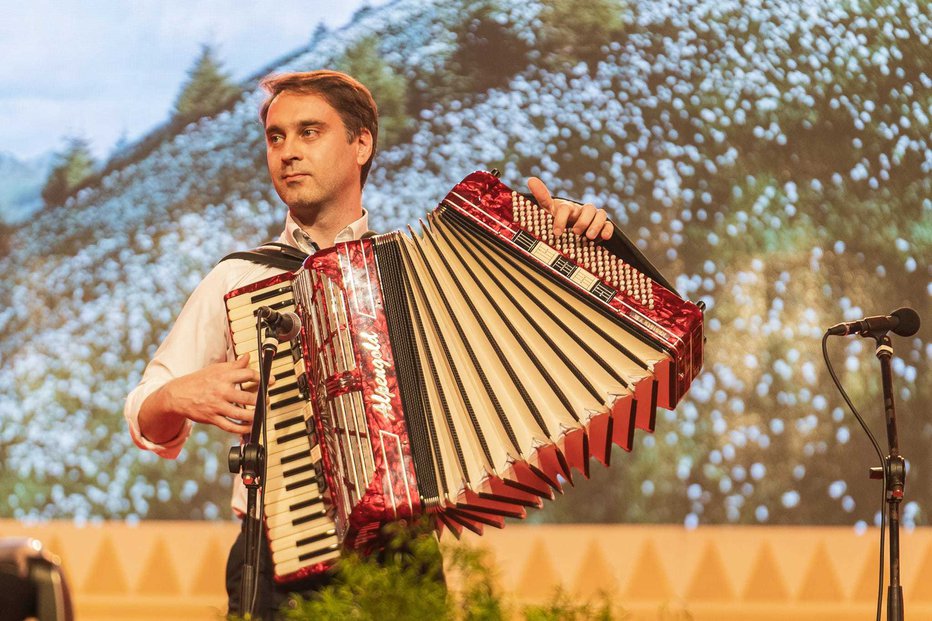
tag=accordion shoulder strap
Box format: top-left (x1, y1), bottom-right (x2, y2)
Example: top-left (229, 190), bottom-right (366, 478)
top-left (218, 242), bottom-right (307, 271)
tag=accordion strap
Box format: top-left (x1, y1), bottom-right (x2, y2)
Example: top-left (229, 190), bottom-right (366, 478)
top-left (219, 242), bottom-right (308, 271)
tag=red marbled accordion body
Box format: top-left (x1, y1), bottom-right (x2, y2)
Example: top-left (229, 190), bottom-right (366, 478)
top-left (298, 240), bottom-right (422, 553)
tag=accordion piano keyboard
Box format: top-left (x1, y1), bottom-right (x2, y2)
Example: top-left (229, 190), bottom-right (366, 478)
top-left (225, 279), bottom-right (341, 580)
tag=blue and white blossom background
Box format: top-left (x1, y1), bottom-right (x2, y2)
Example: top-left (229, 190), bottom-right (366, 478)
top-left (0, 0), bottom-right (928, 527)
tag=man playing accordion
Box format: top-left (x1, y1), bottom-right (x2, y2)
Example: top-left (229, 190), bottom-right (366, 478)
top-left (124, 69), bottom-right (615, 618)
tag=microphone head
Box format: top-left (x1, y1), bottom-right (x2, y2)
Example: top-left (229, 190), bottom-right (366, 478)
top-left (278, 312), bottom-right (302, 341)
top-left (891, 307), bottom-right (920, 337)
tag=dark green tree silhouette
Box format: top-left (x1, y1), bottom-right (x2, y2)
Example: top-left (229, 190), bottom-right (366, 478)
top-left (449, 1), bottom-right (531, 93)
top-left (172, 44), bottom-right (243, 122)
top-left (539, 0), bottom-right (628, 68)
top-left (109, 130), bottom-right (130, 159)
top-left (40, 137), bottom-right (96, 207)
top-left (337, 36), bottom-right (413, 150)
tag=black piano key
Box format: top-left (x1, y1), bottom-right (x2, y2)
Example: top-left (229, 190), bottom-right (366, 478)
top-left (285, 476), bottom-right (317, 492)
top-left (283, 462), bottom-right (316, 479)
top-left (293, 508), bottom-right (328, 527)
top-left (289, 497), bottom-right (324, 513)
top-left (274, 394), bottom-right (304, 409)
top-left (296, 373), bottom-right (310, 400)
top-left (279, 450), bottom-right (309, 466)
top-left (250, 286), bottom-right (292, 304)
top-left (269, 382), bottom-right (298, 397)
top-left (313, 463), bottom-right (327, 492)
top-left (277, 430), bottom-right (307, 445)
top-left (274, 415), bottom-right (304, 431)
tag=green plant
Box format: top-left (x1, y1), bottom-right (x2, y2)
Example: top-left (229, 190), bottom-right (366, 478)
top-left (227, 522), bottom-right (635, 620)
top-left (523, 589), bottom-right (624, 621)
top-left (278, 522), bottom-right (449, 621)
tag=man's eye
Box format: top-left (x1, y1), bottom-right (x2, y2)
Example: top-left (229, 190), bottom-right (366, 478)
top-left (303, 128), bottom-right (317, 137)
top-left (268, 135), bottom-right (283, 144)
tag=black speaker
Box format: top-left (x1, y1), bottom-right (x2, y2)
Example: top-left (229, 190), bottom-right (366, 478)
top-left (0, 538), bottom-right (73, 621)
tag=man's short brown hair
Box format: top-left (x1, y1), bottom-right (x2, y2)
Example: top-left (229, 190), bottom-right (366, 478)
top-left (259, 70), bottom-right (379, 187)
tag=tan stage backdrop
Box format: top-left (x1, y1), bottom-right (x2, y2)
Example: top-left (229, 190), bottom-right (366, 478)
top-left (1, 520), bottom-right (931, 620)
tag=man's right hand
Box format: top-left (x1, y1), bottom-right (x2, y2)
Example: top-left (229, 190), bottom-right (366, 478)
top-left (138, 354), bottom-right (261, 442)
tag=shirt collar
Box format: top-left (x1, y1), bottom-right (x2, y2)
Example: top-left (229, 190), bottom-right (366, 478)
top-left (280, 209), bottom-right (370, 254)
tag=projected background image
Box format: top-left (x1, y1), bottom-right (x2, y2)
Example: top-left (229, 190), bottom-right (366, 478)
top-left (0, 0), bottom-right (928, 528)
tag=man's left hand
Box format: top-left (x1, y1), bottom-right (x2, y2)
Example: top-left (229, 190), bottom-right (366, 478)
top-left (527, 177), bottom-right (614, 240)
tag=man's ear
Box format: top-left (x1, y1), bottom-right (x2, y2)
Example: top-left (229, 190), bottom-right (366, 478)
top-left (356, 129), bottom-right (373, 165)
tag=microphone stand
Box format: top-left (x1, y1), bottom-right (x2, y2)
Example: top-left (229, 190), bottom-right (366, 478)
top-left (228, 321), bottom-right (280, 617)
top-left (867, 333), bottom-right (905, 621)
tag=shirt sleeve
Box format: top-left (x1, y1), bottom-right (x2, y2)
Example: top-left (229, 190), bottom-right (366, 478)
top-left (123, 264), bottom-right (235, 458)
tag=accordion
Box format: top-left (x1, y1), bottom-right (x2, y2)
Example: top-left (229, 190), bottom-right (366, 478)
top-left (225, 171), bottom-right (704, 582)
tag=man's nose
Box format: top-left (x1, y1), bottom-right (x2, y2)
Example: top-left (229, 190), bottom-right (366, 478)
top-left (279, 136), bottom-right (301, 162)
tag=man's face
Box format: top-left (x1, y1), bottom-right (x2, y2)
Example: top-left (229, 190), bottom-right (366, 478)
top-left (264, 92), bottom-right (371, 221)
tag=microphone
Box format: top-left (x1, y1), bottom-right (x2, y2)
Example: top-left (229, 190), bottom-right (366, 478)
top-left (827, 307), bottom-right (920, 337)
top-left (256, 306), bottom-right (301, 340)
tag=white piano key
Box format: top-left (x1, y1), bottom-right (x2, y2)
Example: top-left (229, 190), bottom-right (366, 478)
top-left (269, 520), bottom-right (338, 555)
top-left (268, 508), bottom-right (333, 540)
top-left (274, 546), bottom-right (341, 578)
top-left (265, 487), bottom-right (324, 516)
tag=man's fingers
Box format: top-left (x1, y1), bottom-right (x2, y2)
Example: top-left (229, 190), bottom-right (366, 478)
top-left (229, 367), bottom-right (261, 385)
top-left (217, 416), bottom-right (253, 435)
top-left (527, 177), bottom-right (553, 212)
top-left (552, 202), bottom-right (572, 237)
top-left (585, 210), bottom-right (608, 240)
top-left (228, 387), bottom-right (258, 407)
top-left (239, 380), bottom-right (259, 393)
top-left (222, 402), bottom-right (253, 424)
top-left (233, 353), bottom-right (251, 367)
top-left (572, 203), bottom-right (598, 235)
top-left (230, 389), bottom-right (258, 406)
top-left (600, 220), bottom-right (614, 240)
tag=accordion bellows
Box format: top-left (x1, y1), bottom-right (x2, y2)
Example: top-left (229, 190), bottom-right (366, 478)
top-left (225, 171), bottom-right (704, 582)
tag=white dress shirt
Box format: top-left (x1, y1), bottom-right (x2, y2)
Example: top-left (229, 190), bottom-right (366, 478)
top-left (123, 209), bottom-right (370, 515)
